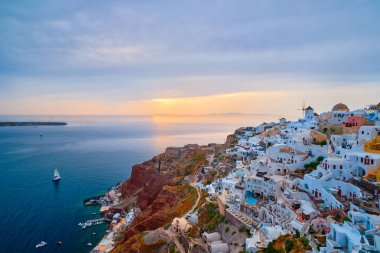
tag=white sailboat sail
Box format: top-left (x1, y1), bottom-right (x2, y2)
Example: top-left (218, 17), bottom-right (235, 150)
top-left (53, 168), bottom-right (62, 181)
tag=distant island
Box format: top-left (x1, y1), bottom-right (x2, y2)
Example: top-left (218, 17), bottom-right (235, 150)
top-left (0, 122), bottom-right (67, 127)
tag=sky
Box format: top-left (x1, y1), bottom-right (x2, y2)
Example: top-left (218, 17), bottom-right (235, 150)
top-left (1, 0), bottom-right (380, 119)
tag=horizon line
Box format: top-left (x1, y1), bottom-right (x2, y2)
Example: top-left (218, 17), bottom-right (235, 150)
top-left (0, 112), bottom-right (279, 118)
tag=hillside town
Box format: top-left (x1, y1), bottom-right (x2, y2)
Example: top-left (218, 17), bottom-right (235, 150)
top-left (92, 102), bottom-right (380, 253)
top-left (197, 102), bottom-right (380, 253)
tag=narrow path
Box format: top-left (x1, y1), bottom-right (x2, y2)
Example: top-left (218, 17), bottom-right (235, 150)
top-left (162, 183), bottom-right (201, 253)
top-left (189, 238), bottom-right (209, 252)
top-left (164, 183), bottom-right (201, 253)
top-left (183, 183), bottom-right (201, 217)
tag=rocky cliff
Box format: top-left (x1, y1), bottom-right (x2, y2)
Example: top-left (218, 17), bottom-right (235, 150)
top-left (113, 144), bottom-right (210, 253)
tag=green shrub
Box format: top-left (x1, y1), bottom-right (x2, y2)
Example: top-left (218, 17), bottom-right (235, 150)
top-left (343, 216), bottom-right (351, 222)
top-left (168, 245), bottom-right (176, 253)
top-left (301, 236), bottom-right (309, 246)
top-left (265, 242), bottom-right (279, 253)
top-left (285, 239), bottom-right (294, 252)
top-left (198, 203), bottom-right (225, 231)
top-left (304, 156), bottom-right (324, 173)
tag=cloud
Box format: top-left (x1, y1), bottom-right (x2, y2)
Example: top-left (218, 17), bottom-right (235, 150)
top-left (2, 83), bottom-right (378, 119)
top-left (0, 0), bottom-right (380, 115)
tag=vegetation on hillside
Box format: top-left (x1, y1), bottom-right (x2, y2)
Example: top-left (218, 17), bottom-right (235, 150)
top-left (198, 202), bottom-right (225, 230)
top-left (304, 156), bottom-right (324, 173)
top-left (265, 233), bottom-right (311, 253)
top-left (188, 202), bottom-right (225, 237)
top-left (114, 233), bottom-right (168, 253)
top-left (295, 156), bottom-right (324, 175)
top-left (112, 184), bottom-right (197, 253)
top-left (194, 189), bottom-right (208, 211)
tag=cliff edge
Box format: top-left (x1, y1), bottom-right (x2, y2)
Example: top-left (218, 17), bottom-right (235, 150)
top-left (112, 144), bottom-right (212, 252)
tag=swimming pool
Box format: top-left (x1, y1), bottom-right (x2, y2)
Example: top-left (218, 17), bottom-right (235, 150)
top-left (245, 191), bottom-right (257, 205)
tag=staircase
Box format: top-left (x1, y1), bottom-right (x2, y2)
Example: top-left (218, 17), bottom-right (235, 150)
top-left (366, 234), bottom-right (374, 246)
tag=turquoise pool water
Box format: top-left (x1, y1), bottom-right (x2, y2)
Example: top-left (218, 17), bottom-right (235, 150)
top-left (245, 191), bottom-right (257, 205)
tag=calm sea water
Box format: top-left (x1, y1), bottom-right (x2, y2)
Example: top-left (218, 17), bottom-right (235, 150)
top-left (0, 115), bottom-right (274, 253)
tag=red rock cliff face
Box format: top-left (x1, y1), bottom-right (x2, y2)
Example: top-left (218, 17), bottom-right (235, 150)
top-left (120, 144), bottom-right (202, 210)
top-left (121, 159), bottom-right (171, 209)
top-left (112, 145), bottom-right (208, 253)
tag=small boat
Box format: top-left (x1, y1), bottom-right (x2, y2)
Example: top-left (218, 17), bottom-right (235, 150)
top-left (57, 241), bottom-right (62, 246)
top-left (78, 223), bottom-right (83, 226)
top-left (87, 242), bottom-right (92, 246)
top-left (92, 232), bottom-right (96, 235)
top-left (36, 241), bottom-right (47, 248)
top-left (91, 212), bottom-right (97, 215)
top-left (53, 168), bottom-right (62, 181)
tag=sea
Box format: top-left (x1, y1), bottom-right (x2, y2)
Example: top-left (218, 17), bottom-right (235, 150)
top-left (0, 114), bottom-right (276, 253)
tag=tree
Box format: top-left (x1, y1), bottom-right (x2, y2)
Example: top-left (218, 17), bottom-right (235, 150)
top-left (285, 239), bottom-right (294, 252)
top-left (300, 236), bottom-right (309, 246)
top-left (265, 242), bottom-right (279, 253)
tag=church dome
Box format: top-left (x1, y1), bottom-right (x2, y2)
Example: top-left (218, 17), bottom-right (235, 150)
top-left (332, 103), bottom-right (349, 112)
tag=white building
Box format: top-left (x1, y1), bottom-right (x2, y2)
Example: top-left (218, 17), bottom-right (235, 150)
top-left (350, 152), bottom-right (380, 178)
top-left (305, 106), bottom-right (316, 122)
top-left (358, 126), bottom-right (380, 141)
top-left (245, 173), bottom-right (285, 201)
top-left (267, 144), bottom-right (307, 165)
top-left (320, 156), bottom-right (356, 181)
top-left (171, 217), bottom-right (192, 233)
top-left (294, 162), bottom-right (362, 210)
top-left (326, 222), bottom-right (363, 253)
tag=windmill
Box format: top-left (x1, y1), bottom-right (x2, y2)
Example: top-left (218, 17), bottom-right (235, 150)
top-left (297, 101), bottom-right (306, 117)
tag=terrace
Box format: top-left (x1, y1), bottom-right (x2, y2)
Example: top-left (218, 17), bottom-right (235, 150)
top-left (226, 207), bottom-right (258, 228)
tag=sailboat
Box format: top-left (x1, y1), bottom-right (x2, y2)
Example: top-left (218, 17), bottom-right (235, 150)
top-left (53, 168), bottom-right (62, 181)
